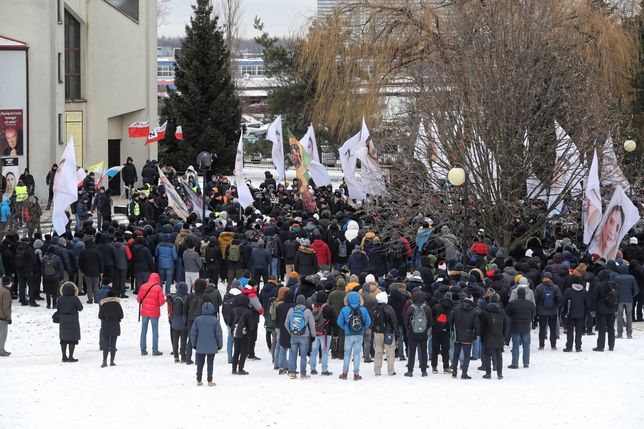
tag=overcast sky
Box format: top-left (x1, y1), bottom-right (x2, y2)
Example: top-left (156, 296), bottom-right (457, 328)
top-left (159, 0), bottom-right (318, 38)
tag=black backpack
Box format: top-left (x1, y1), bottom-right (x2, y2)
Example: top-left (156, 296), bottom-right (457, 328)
top-left (188, 294), bottom-right (205, 320)
top-left (371, 305), bottom-right (387, 332)
top-left (172, 296), bottom-right (185, 318)
top-left (14, 245), bottom-right (28, 268)
top-left (222, 293), bottom-right (235, 326)
top-left (266, 237), bottom-right (279, 257)
top-left (348, 306), bottom-right (364, 334)
top-left (389, 239), bottom-right (407, 260)
top-left (604, 280), bottom-right (618, 306)
top-left (43, 254), bottom-right (57, 277)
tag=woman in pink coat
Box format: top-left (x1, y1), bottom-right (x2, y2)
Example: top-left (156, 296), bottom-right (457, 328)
top-left (137, 273), bottom-right (166, 356)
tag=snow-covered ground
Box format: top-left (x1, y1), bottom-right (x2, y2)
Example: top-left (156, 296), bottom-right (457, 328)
top-left (1, 280), bottom-right (643, 429)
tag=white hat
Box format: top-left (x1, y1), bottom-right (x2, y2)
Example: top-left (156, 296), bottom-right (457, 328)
top-left (525, 249), bottom-right (534, 258)
top-left (630, 237), bottom-right (638, 245)
top-left (376, 292), bottom-right (388, 304)
top-left (365, 274), bottom-right (376, 283)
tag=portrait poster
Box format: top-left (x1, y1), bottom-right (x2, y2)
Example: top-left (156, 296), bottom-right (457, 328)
top-left (0, 109), bottom-right (24, 157)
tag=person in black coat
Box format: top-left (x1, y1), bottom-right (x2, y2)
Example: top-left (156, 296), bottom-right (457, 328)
top-left (15, 238), bottom-right (38, 306)
top-left (231, 294), bottom-right (252, 375)
top-left (131, 237), bottom-right (154, 294)
top-left (121, 157), bottom-right (138, 198)
top-left (204, 238), bottom-right (221, 287)
top-left (56, 282), bottom-right (83, 362)
top-left (590, 270), bottom-right (619, 351)
top-left (275, 289), bottom-right (296, 374)
top-left (98, 290), bottom-right (123, 367)
top-left (449, 296), bottom-right (480, 379)
top-left (431, 296), bottom-right (453, 373)
top-left (562, 276), bottom-right (588, 352)
top-left (79, 239), bottom-right (103, 304)
top-left (403, 290), bottom-right (432, 377)
top-left (478, 293), bottom-right (507, 379)
top-left (506, 287), bottom-right (535, 368)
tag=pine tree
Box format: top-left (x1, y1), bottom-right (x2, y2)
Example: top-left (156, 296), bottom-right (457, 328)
top-left (160, 0), bottom-right (241, 173)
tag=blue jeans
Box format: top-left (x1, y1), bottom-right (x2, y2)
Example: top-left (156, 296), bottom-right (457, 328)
top-left (227, 326), bottom-right (234, 364)
top-left (310, 335), bottom-right (331, 372)
top-left (288, 336), bottom-right (310, 374)
top-left (277, 343), bottom-right (289, 370)
top-left (511, 332), bottom-right (530, 367)
top-left (270, 258), bottom-right (279, 278)
top-left (140, 316), bottom-right (159, 352)
top-left (159, 268), bottom-right (174, 295)
top-left (343, 335), bottom-right (363, 374)
top-left (471, 336), bottom-right (481, 359)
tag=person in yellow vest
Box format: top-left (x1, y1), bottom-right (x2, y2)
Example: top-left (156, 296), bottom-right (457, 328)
top-left (13, 180), bottom-right (28, 229)
top-left (137, 183), bottom-right (151, 198)
top-left (127, 195), bottom-right (141, 222)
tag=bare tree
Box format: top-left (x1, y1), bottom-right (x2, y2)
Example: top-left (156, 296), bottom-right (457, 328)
top-left (214, 0), bottom-right (244, 57)
top-left (299, 0), bottom-right (638, 252)
top-left (157, 0), bottom-right (172, 26)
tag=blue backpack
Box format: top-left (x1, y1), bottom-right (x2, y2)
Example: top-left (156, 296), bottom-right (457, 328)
top-left (288, 307), bottom-right (307, 335)
top-left (543, 284), bottom-right (555, 309)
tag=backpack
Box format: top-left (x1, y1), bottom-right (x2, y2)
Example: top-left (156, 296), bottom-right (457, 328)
top-left (313, 303), bottom-right (328, 336)
top-left (15, 245), bottom-right (27, 268)
top-left (409, 304), bottom-right (428, 334)
top-left (337, 240), bottom-right (348, 258)
top-left (222, 293), bottom-right (235, 326)
top-left (265, 296), bottom-right (277, 330)
top-left (389, 239), bottom-right (407, 260)
top-left (371, 305), bottom-right (387, 332)
top-left (604, 279), bottom-right (618, 306)
top-left (288, 306), bottom-right (307, 335)
top-left (348, 306), bottom-right (364, 334)
top-left (266, 237), bottom-right (279, 257)
top-left (228, 244), bottom-right (241, 262)
top-left (172, 296), bottom-right (185, 319)
top-left (543, 284), bottom-right (555, 309)
top-left (188, 294), bottom-right (205, 320)
top-left (43, 254), bottom-right (57, 277)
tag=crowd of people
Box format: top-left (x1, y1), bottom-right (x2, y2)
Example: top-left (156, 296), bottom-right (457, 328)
top-left (0, 157), bottom-right (642, 387)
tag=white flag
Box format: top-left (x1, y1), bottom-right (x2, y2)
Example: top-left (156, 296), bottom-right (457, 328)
top-left (266, 116), bottom-right (285, 181)
top-left (234, 131), bottom-right (254, 209)
top-left (301, 124), bottom-right (320, 163)
top-left (299, 126), bottom-right (331, 187)
top-left (583, 149), bottom-right (603, 244)
top-left (338, 131), bottom-right (366, 201)
top-left (354, 117), bottom-right (387, 196)
top-left (588, 185), bottom-right (640, 260)
top-left (414, 119), bottom-right (431, 171)
top-left (158, 167), bottom-right (190, 221)
top-left (601, 134), bottom-right (630, 192)
top-left (52, 137), bottom-right (79, 235)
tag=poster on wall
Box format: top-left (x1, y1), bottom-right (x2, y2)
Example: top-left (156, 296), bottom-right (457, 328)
top-left (0, 109), bottom-right (24, 157)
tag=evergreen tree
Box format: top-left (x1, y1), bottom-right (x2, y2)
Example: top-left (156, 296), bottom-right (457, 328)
top-left (160, 0), bottom-right (241, 173)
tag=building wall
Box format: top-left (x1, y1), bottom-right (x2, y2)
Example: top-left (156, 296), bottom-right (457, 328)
top-left (0, 0), bottom-right (157, 199)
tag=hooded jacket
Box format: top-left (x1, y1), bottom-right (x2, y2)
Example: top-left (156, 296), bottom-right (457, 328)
top-left (534, 280), bottom-right (563, 316)
top-left (137, 273), bottom-right (166, 318)
top-left (98, 296), bottom-right (124, 338)
top-left (479, 300), bottom-right (507, 349)
top-left (170, 282), bottom-right (189, 331)
top-left (232, 294), bottom-right (252, 338)
top-left (310, 239), bottom-right (332, 266)
top-left (448, 299), bottom-right (479, 343)
top-left (155, 236), bottom-right (177, 270)
top-left (506, 290), bottom-right (535, 334)
top-left (563, 282), bottom-right (589, 320)
top-left (346, 248), bottom-right (369, 275)
top-left (276, 290), bottom-right (296, 347)
top-left (56, 282), bottom-right (83, 342)
top-left (285, 295), bottom-right (316, 337)
top-left (403, 291), bottom-right (433, 337)
top-left (78, 241), bottom-right (104, 278)
top-left (190, 302), bottom-right (224, 354)
top-left (337, 291), bottom-right (372, 336)
top-left (294, 245), bottom-right (318, 276)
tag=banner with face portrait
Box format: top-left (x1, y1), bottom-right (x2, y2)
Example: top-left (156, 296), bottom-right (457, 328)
top-left (588, 185), bottom-right (640, 260)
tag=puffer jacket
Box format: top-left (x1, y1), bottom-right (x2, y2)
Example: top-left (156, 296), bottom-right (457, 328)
top-left (294, 246), bottom-right (318, 277)
top-left (310, 239), bottom-right (332, 266)
top-left (479, 301), bottom-right (507, 349)
top-left (190, 302), bottom-right (224, 354)
top-left (448, 299), bottom-right (480, 344)
top-left (155, 237), bottom-right (177, 270)
top-left (137, 273), bottom-right (166, 318)
top-left (337, 292), bottom-right (372, 336)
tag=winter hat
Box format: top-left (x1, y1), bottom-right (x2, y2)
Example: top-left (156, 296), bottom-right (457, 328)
top-left (230, 279), bottom-right (242, 290)
top-left (438, 262), bottom-right (447, 271)
top-left (365, 274), bottom-right (376, 283)
top-left (349, 274), bottom-right (359, 283)
top-left (542, 272), bottom-right (553, 281)
top-left (2, 276), bottom-right (11, 286)
top-left (361, 283), bottom-right (371, 292)
top-left (454, 263), bottom-right (464, 272)
top-left (229, 288), bottom-right (241, 296)
top-left (257, 238), bottom-right (265, 247)
top-left (376, 291), bottom-right (388, 304)
top-left (302, 239), bottom-right (311, 247)
top-left (316, 291), bottom-right (327, 304)
top-left (525, 249), bottom-right (534, 258)
top-left (489, 293), bottom-right (499, 304)
top-left (336, 277), bottom-right (346, 288)
top-left (58, 237), bottom-right (67, 246)
top-left (247, 279), bottom-right (257, 288)
top-left (630, 237), bottom-right (638, 245)
top-left (518, 277), bottom-right (529, 286)
top-left (296, 295), bottom-right (306, 306)
top-left (388, 268), bottom-right (399, 279)
top-left (33, 239), bottom-right (44, 249)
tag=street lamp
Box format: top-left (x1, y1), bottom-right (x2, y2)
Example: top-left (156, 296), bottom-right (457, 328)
top-left (196, 151), bottom-right (213, 224)
top-left (624, 139), bottom-right (637, 153)
top-left (448, 164), bottom-right (468, 265)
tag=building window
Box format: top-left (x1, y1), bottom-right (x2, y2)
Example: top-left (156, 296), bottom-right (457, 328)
top-left (57, 0), bottom-right (62, 23)
top-left (64, 10), bottom-right (81, 100)
top-left (157, 65), bottom-right (175, 78)
top-left (240, 65), bottom-right (265, 77)
top-left (58, 53), bottom-right (63, 83)
top-left (104, 0), bottom-right (139, 22)
top-left (58, 114), bottom-right (63, 145)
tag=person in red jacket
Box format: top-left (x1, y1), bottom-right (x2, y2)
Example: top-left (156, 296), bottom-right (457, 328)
top-left (310, 236), bottom-right (332, 271)
top-left (137, 273), bottom-right (166, 356)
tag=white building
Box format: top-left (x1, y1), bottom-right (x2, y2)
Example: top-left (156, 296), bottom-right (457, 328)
top-left (0, 0), bottom-right (158, 198)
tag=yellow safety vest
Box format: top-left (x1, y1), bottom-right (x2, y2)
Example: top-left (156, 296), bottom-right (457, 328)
top-left (192, 185), bottom-right (198, 193)
top-left (127, 201), bottom-right (140, 216)
top-left (15, 185), bottom-right (28, 202)
top-left (142, 183), bottom-right (151, 197)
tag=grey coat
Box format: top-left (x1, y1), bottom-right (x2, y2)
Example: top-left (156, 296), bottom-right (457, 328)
top-left (284, 296), bottom-right (316, 337)
top-left (189, 302), bottom-right (224, 354)
top-left (182, 248), bottom-right (202, 273)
